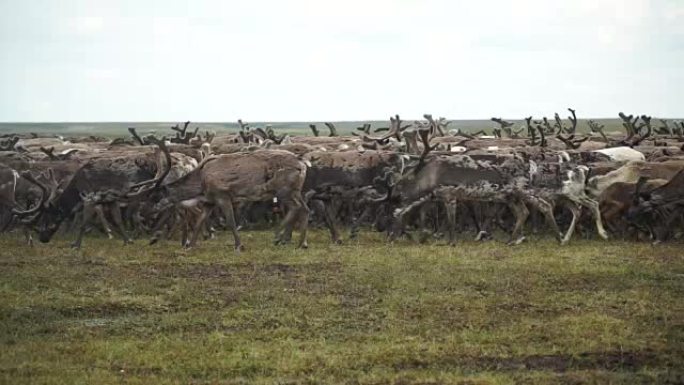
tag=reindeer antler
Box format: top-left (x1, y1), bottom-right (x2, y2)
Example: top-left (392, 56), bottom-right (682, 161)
top-left (619, 112), bottom-right (639, 140)
top-left (656, 119), bottom-right (672, 135)
top-left (566, 108), bottom-right (577, 134)
top-left (424, 114), bottom-right (445, 137)
top-left (417, 128), bottom-right (437, 163)
top-left (128, 127), bottom-right (149, 145)
top-left (533, 120), bottom-right (548, 147)
top-left (0, 136), bottom-right (19, 151)
top-left (169, 121), bottom-right (199, 144)
top-left (324, 122), bottom-right (339, 137)
top-left (402, 130), bottom-right (420, 155)
top-left (556, 134), bottom-right (589, 150)
top-left (631, 115), bottom-right (652, 146)
top-left (588, 120), bottom-right (608, 143)
top-left (491, 117), bottom-right (515, 138)
top-left (237, 119), bottom-right (250, 132)
top-left (40, 146), bottom-right (58, 160)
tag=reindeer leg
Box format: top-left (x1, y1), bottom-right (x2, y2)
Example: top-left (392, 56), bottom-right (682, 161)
top-left (294, 193), bottom-right (310, 249)
top-left (561, 201), bottom-right (580, 246)
top-left (166, 209), bottom-right (180, 240)
top-left (93, 204), bottom-right (114, 240)
top-left (578, 197), bottom-right (609, 240)
top-left (391, 194), bottom-right (431, 242)
top-left (108, 203), bottom-right (132, 244)
top-left (72, 202), bottom-right (96, 249)
top-left (179, 207), bottom-right (195, 247)
top-left (530, 205), bottom-right (540, 234)
top-left (350, 205), bottom-right (373, 240)
top-left (23, 226), bottom-right (33, 246)
top-left (187, 206), bottom-right (211, 248)
top-left (275, 195), bottom-right (301, 246)
top-left (149, 209), bottom-right (171, 245)
top-left (216, 198), bottom-right (242, 253)
top-left (128, 203), bottom-right (147, 239)
top-left (311, 199), bottom-right (341, 244)
top-left (469, 203), bottom-right (488, 242)
top-left (536, 199), bottom-right (562, 242)
top-left (203, 206), bottom-right (216, 240)
top-left (507, 199), bottom-right (528, 245)
top-left (180, 209), bottom-right (190, 247)
top-left (445, 200), bottom-right (458, 246)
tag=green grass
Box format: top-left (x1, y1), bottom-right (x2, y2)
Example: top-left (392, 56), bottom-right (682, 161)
top-left (1, 231), bottom-right (683, 384)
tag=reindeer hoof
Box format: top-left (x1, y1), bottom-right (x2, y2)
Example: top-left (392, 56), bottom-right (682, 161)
top-left (334, 239), bottom-right (343, 245)
top-left (474, 231), bottom-right (489, 242)
top-left (507, 236), bottom-right (526, 246)
top-left (149, 238), bottom-right (158, 246)
top-left (70, 243), bottom-right (81, 249)
top-left (298, 243), bottom-right (309, 249)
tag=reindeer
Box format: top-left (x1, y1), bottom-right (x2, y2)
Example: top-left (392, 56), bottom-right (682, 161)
top-left (387, 129), bottom-right (546, 244)
top-left (143, 149), bottom-right (310, 252)
top-left (627, 169), bottom-right (684, 243)
top-left (27, 139), bottom-right (171, 247)
top-left (301, 149), bottom-right (406, 243)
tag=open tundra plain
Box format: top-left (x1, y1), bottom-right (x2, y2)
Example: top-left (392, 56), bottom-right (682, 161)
top-left (1, 232), bottom-right (683, 385)
top-left (1, 115), bottom-right (684, 384)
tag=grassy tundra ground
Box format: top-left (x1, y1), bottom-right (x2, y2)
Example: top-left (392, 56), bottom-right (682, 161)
top-left (0, 231), bottom-right (682, 384)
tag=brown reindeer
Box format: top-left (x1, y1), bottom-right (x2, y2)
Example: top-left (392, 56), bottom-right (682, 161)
top-left (148, 149), bottom-right (310, 252)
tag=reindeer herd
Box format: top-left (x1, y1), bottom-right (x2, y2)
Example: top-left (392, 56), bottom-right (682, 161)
top-left (1, 110), bottom-right (684, 252)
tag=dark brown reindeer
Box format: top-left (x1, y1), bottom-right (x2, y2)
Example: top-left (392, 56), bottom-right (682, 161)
top-left (26, 138), bottom-right (171, 247)
top-left (626, 169), bottom-right (684, 243)
top-left (301, 149), bottom-right (405, 243)
top-left (64, 140), bottom-right (201, 248)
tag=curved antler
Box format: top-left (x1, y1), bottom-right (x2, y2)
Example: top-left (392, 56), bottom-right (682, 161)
top-left (12, 172), bottom-right (48, 217)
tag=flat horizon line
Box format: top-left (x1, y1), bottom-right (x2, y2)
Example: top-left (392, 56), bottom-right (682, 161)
top-left (0, 116), bottom-right (666, 124)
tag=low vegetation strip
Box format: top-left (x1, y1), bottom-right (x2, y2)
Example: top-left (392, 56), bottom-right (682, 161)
top-left (0, 232), bottom-right (682, 384)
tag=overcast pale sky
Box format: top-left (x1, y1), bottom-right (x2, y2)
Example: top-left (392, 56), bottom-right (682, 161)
top-left (0, 0), bottom-right (682, 122)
